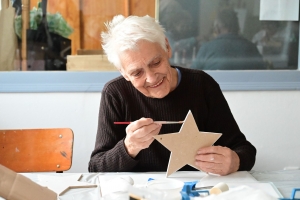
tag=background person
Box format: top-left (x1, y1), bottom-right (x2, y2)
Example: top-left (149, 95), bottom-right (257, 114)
top-left (252, 21), bottom-right (298, 69)
top-left (191, 8), bottom-right (266, 70)
top-left (159, 0), bottom-right (202, 67)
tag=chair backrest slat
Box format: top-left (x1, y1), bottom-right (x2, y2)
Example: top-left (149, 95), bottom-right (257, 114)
top-left (0, 128), bottom-right (73, 172)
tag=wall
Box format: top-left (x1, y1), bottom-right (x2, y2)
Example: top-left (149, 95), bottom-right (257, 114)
top-left (0, 91), bottom-right (299, 172)
top-left (225, 91), bottom-right (300, 170)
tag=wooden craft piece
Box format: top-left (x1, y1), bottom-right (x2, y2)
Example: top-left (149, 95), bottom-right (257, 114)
top-left (153, 110), bottom-right (222, 177)
top-left (0, 164), bottom-right (57, 200)
top-left (37, 174), bottom-right (98, 195)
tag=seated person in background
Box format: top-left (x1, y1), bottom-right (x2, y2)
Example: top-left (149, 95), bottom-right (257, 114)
top-left (162, 9), bottom-right (201, 66)
top-left (252, 21), bottom-right (284, 55)
top-left (191, 8), bottom-right (266, 70)
top-left (252, 21), bottom-right (298, 69)
top-left (88, 15), bottom-right (256, 175)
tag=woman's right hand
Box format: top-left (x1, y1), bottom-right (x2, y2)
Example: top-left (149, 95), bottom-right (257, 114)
top-left (124, 118), bottom-right (162, 158)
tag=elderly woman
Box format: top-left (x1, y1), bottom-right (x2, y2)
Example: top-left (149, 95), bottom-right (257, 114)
top-left (88, 15), bottom-right (256, 175)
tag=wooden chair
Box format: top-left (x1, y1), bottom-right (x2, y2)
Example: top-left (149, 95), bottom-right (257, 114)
top-left (0, 128), bottom-right (74, 173)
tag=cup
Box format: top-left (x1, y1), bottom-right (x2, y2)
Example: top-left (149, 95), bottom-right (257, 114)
top-left (147, 178), bottom-right (184, 200)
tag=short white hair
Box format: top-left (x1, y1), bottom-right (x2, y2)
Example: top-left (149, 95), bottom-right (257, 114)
top-left (101, 15), bottom-right (167, 69)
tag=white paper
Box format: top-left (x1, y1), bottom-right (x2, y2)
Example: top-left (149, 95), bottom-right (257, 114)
top-left (197, 171), bottom-right (257, 186)
top-left (197, 172), bottom-right (282, 198)
top-left (37, 174), bottom-right (97, 195)
top-left (260, 0), bottom-right (299, 21)
top-left (199, 185), bottom-right (279, 200)
top-left (98, 171), bottom-right (283, 199)
top-left (98, 171), bottom-right (207, 197)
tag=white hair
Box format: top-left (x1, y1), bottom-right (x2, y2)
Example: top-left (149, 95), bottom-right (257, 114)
top-left (101, 15), bottom-right (167, 69)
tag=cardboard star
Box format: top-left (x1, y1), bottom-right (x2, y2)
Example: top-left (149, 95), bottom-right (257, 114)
top-left (153, 110), bottom-right (222, 177)
top-left (37, 174), bottom-right (97, 195)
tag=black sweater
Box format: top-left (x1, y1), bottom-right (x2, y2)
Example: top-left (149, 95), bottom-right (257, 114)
top-left (89, 67), bottom-right (256, 172)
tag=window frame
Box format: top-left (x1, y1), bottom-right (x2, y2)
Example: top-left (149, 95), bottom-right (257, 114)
top-left (1, 70), bottom-right (300, 93)
top-left (1, 0), bottom-right (300, 93)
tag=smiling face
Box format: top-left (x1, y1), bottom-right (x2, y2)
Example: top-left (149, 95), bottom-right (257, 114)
top-left (119, 39), bottom-right (178, 98)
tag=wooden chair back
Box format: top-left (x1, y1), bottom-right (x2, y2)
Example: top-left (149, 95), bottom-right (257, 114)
top-left (0, 128), bottom-right (73, 173)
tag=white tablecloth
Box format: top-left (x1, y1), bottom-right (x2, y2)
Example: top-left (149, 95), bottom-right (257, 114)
top-left (1, 170), bottom-right (299, 199)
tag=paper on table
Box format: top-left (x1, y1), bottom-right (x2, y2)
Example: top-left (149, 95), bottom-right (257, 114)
top-left (197, 171), bottom-right (257, 186)
top-left (196, 171), bottom-right (282, 198)
top-left (98, 171), bottom-right (283, 198)
top-left (260, 0), bottom-right (299, 21)
top-left (202, 185), bottom-right (279, 200)
top-left (37, 174), bottom-right (98, 195)
top-left (220, 183), bottom-right (282, 198)
top-left (98, 171), bottom-right (207, 197)
top-left (98, 171), bottom-right (256, 197)
top-left (19, 173), bottom-right (102, 200)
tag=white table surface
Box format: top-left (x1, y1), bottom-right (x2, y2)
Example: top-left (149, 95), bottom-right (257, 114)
top-left (2, 170), bottom-right (299, 200)
top-left (250, 170), bottom-right (300, 198)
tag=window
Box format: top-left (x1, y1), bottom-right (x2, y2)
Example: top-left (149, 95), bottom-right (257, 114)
top-left (159, 0), bottom-right (299, 70)
top-left (0, 0), bottom-right (299, 92)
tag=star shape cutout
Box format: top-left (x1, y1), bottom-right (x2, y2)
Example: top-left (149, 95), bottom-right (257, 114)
top-left (37, 174), bottom-right (97, 195)
top-left (153, 110), bottom-right (222, 177)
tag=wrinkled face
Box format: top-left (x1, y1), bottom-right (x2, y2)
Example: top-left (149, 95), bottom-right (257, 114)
top-left (119, 39), bottom-right (177, 98)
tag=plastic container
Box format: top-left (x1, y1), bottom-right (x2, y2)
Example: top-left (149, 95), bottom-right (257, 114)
top-left (147, 178), bottom-right (184, 200)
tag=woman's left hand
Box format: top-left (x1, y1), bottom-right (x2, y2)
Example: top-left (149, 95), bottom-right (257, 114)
top-left (194, 146), bottom-right (240, 176)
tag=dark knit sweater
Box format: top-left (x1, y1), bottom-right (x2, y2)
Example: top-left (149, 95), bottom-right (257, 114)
top-left (88, 67), bottom-right (256, 172)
